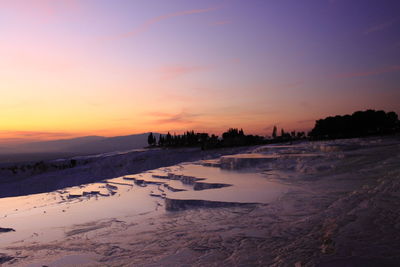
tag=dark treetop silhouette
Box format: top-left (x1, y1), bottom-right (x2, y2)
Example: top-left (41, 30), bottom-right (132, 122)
top-left (150, 110), bottom-right (400, 149)
top-left (150, 128), bottom-right (306, 150)
top-left (309, 109), bottom-right (400, 140)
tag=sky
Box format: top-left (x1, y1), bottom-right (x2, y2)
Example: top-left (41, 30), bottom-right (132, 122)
top-left (1, 0), bottom-right (399, 143)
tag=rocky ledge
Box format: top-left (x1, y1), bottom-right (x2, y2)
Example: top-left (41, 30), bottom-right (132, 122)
top-left (165, 198), bottom-right (257, 211)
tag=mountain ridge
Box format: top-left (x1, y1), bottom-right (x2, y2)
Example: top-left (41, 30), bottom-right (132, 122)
top-left (0, 133), bottom-right (159, 155)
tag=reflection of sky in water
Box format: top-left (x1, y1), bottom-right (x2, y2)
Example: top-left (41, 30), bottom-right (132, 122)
top-left (163, 163), bottom-right (291, 203)
top-left (0, 153), bottom-right (294, 244)
top-left (0, 182), bottom-right (160, 244)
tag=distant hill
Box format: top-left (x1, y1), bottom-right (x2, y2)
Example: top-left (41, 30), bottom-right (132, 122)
top-left (7, 136), bottom-right (106, 154)
top-left (66, 133), bottom-right (158, 154)
top-left (0, 133), bottom-right (159, 155)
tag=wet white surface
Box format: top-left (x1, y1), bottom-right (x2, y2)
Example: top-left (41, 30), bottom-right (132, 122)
top-left (0, 136), bottom-right (399, 266)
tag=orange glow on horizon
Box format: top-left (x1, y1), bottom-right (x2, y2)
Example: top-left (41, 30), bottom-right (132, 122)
top-left (1, 1), bottom-right (398, 144)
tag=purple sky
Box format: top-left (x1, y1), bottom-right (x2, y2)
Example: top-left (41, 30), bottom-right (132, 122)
top-left (0, 0), bottom-right (399, 142)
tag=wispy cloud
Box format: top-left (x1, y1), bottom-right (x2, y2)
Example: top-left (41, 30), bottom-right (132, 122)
top-left (108, 6), bottom-right (220, 40)
top-left (0, 130), bottom-right (74, 138)
top-left (230, 58), bottom-right (241, 64)
top-left (364, 18), bottom-right (398, 34)
top-left (159, 64), bottom-right (212, 80)
top-left (336, 65), bottom-right (400, 78)
top-left (147, 111), bottom-right (202, 125)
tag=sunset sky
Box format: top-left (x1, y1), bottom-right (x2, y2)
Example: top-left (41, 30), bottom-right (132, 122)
top-left (1, 0), bottom-right (399, 143)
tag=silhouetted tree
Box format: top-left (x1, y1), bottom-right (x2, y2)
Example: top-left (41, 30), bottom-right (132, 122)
top-left (147, 132), bottom-right (156, 146)
top-left (158, 134), bottom-right (164, 146)
top-left (166, 132), bottom-right (172, 146)
top-left (272, 126), bottom-right (277, 139)
top-left (152, 126), bottom-right (313, 149)
top-left (309, 109), bottom-right (400, 140)
top-left (297, 131), bottom-right (305, 139)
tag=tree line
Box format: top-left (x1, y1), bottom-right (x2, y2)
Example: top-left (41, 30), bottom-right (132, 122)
top-left (309, 109), bottom-right (400, 140)
top-left (148, 109), bottom-right (400, 149)
top-left (147, 127), bottom-right (306, 150)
